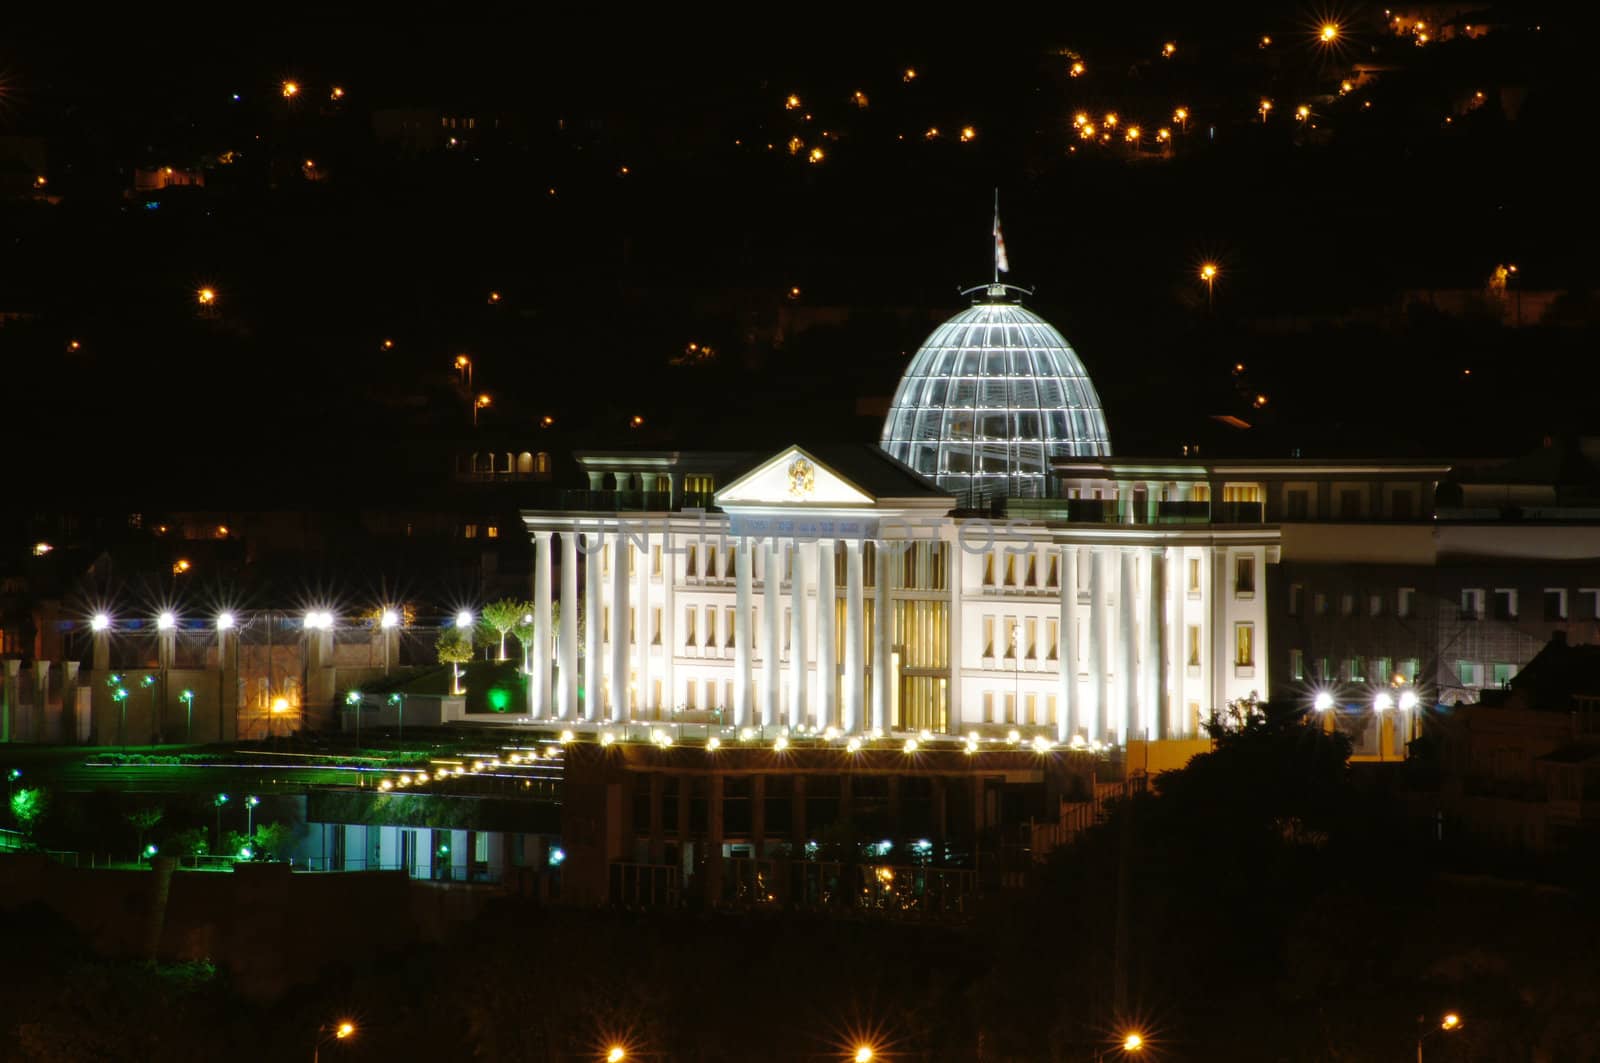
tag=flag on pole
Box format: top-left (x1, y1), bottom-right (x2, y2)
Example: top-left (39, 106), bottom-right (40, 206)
top-left (993, 210), bottom-right (1010, 274)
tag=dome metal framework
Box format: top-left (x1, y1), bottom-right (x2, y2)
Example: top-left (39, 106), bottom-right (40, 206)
top-left (880, 292), bottom-right (1111, 504)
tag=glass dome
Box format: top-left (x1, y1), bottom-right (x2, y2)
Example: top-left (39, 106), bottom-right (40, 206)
top-left (880, 294), bottom-right (1111, 504)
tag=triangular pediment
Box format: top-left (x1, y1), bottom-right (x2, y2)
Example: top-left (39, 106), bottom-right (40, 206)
top-left (715, 446), bottom-right (874, 507)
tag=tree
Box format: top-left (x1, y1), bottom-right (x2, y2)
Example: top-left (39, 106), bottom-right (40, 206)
top-left (126, 806), bottom-right (163, 855)
top-left (10, 787), bottom-right (48, 836)
top-left (436, 627), bottom-right (473, 694)
top-left (167, 827), bottom-right (208, 857)
top-left (479, 598), bottom-right (529, 663)
top-left (227, 822), bottom-right (290, 860)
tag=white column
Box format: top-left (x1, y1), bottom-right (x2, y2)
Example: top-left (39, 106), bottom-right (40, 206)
top-left (584, 531), bottom-right (602, 722)
top-left (635, 533), bottom-right (650, 719)
top-left (843, 539), bottom-right (865, 733)
top-left (532, 532), bottom-right (553, 717)
top-left (1089, 547), bottom-right (1108, 741)
top-left (734, 536), bottom-right (753, 727)
top-left (1058, 543), bottom-right (1076, 743)
top-left (789, 542), bottom-right (809, 728)
top-left (661, 529), bottom-right (674, 719)
top-left (815, 540), bottom-right (837, 731)
top-left (1145, 547), bottom-right (1166, 741)
top-left (1166, 549), bottom-right (1182, 737)
top-left (1211, 546), bottom-right (1229, 719)
top-left (609, 534), bottom-right (630, 721)
top-left (1118, 547), bottom-right (1138, 746)
top-left (762, 538), bottom-right (781, 728)
top-left (558, 531), bottom-right (578, 719)
top-left (871, 541), bottom-right (891, 734)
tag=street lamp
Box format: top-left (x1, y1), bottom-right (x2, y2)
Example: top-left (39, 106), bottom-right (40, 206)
top-left (474, 393), bottom-right (491, 425)
top-left (245, 794), bottom-right (260, 839)
top-left (216, 611), bottom-right (235, 631)
top-left (140, 674), bottom-right (158, 742)
top-left (1418, 1012), bottom-right (1461, 1061)
top-left (1320, 22), bottom-right (1340, 44)
top-left (1200, 262), bottom-right (1218, 308)
top-left (606, 1048), bottom-right (626, 1063)
top-left (313, 1020), bottom-right (356, 1063)
top-left (388, 692), bottom-right (405, 742)
top-left (179, 689), bottom-right (195, 742)
top-left (1312, 690), bottom-right (1335, 712)
top-left (853, 1046), bottom-right (876, 1063)
top-left (92, 612), bottom-right (111, 632)
top-left (112, 686), bottom-right (129, 749)
top-left (157, 611), bottom-right (176, 632)
top-left (213, 793), bottom-right (229, 854)
top-left (456, 610), bottom-right (474, 630)
top-left (1095, 1031), bottom-right (1146, 1060)
top-left (347, 689), bottom-right (363, 747)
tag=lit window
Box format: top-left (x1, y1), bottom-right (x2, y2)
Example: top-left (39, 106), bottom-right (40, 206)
top-left (982, 616), bottom-right (995, 658)
top-left (686, 545), bottom-right (697, 577)
top-left (1188, 557), bottom-right (1201, 595)
top-left (684, 607), bottom-right (696, 648)
top-left (1025, 617), bottom-right (1038, 659)
top-left (1235, 623), bottom-right (1254, 668)
top-left (1187, 625), bottom-right (1201, 667)
top-left (1290, 649), bottom-right (1304, 681)
top-left (486, 525), bottom-right (499, 539)
top-left (463, 524), bottom-right (478, 539)
top-left (1046, 618), bottom-right (1058, 660)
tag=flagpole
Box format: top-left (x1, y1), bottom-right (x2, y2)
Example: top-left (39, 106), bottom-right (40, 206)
top-left (992, 188), bottom-right (999, 284)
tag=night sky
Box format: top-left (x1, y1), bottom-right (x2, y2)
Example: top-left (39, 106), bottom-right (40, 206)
top-left (5, 5), bottom-right (1598, 504)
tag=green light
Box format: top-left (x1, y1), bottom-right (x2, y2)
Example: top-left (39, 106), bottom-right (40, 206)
top-left (144, 844), bottom-right (158, 857)
top-left (107, 674), bottom-right (124, 688)
top-left (215, 793), bottom-right (229, 806)
top-left (387, 693), bottom-right (402, 705)
top-left (180, 689), bottom-right (194, 702)
top-left (436, 844), bottom-right (450, 856)
top-left (238, 845), bottom-right (253, 860)
top-left (113, 688), bottom-right (128, 702)
top-left (487, 688), bottom-right (510, 712)
top-left (6, 769), bottom-right (19, 782)
top-left (140, 674), bottom-right (156, 688)
top-left (246, 795), bottom-right (259, 808)
top-left (345, 690), bottom-right (362, 705)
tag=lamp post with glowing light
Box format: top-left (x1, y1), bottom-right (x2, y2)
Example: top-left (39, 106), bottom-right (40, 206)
top-left (474, 393), bottom-right (491, 426)
top-left (853, 1046), bottom-right (875, 1063)
top-left (245, 794), bottom-right (260, 839)
top-left (213, 793), bottom-right (230, 854)
top-left (389, 691), bottom-right (405, 741)
top-left (380, 607), bottom-right (400, 675)
top-left (313, 1020), bottom-right (356, 1063)
top-left (1418, 1012), bottom-right (1461, 1062)
top-left (1095, 1031), bottom-right (1145, 1060)
top-left (1174, 107), bottom-right (1188, 133)
top-left (1200, 262), bottom-right (1218, 309)
top-left (605, 1048), bottom-right (626, 1063)
top-left (454, 353), bottom-right (472, 390)
top-left (179, 689), bottom-right (195, 742)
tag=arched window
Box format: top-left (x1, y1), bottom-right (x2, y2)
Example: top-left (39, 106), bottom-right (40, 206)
top-left (501, 452), bottom-right (514, 474)
top-left (474, 452), bottom-right (493, 474)
top-left (536, 452), bottom-right (551, 474)
top-left (516, 452), bottom-right (534, 474)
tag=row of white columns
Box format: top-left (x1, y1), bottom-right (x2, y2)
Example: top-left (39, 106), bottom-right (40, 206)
top-left (1054, 544), bottom-right (1174, 745)
top-left (529, 531), bottom-right (888, 732)
top-left (532, 531), bottom-right (1189, 742)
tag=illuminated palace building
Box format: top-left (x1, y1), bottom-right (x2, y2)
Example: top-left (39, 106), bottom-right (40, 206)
top-left (522, 285), bottom-right (1277, 751)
